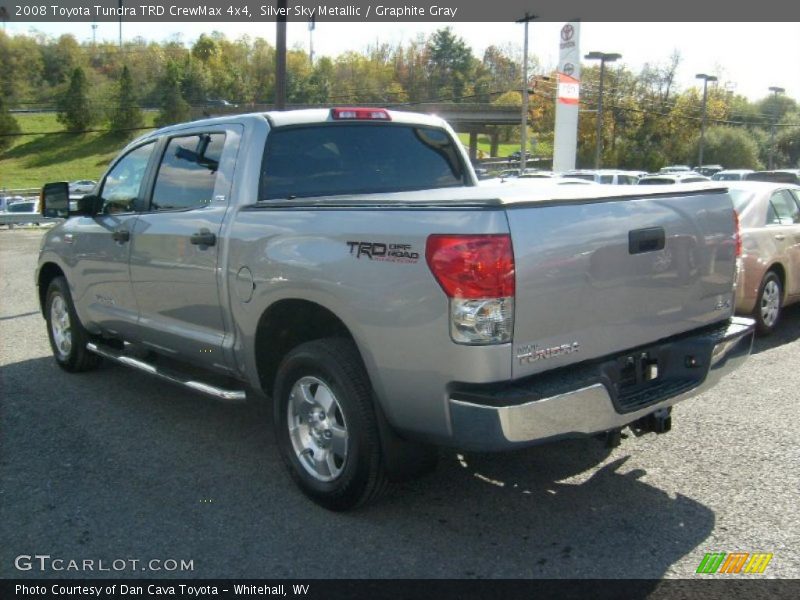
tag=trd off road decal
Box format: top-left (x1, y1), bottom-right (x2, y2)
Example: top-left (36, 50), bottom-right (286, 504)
top-left (346, 241), bottom-right (420, 263)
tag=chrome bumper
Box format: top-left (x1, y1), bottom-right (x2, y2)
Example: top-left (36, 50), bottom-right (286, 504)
top-left (448, 317), bottom-right (755, 451)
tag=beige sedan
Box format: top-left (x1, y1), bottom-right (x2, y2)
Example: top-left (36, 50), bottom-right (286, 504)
top-left (729, 181), bottom-right (800, 334)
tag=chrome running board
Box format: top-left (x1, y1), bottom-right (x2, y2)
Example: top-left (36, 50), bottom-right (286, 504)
top-left (86, 342), bottom-right (247, 402)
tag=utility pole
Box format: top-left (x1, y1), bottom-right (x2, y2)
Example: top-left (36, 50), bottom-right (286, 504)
top-left (275, 0), bottom-right (287, 110)
top-left (517, 13), bottom-right (537, 172)
top-left (308, 14), bottom-right (315, 67)
top-left (118, 1), bottom-right (123, 49)
top-left (696, 73), bottom-right (717, 169)
top-left (91, 23), bottom-right (98, 47)
top-left (768, 86), bottom-right (785, 170)
top-left (584, 51), bottom-right (621, 169)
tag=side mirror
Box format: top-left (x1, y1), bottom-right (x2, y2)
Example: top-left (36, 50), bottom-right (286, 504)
top-left (41, 182), bottom-right (69, 218)
top-left (41, 182), bottom-right (100, 218)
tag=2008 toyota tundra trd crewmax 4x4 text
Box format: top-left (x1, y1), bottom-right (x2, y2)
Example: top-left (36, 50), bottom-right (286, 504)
top-left (37, 108), bottom-right (754, 510)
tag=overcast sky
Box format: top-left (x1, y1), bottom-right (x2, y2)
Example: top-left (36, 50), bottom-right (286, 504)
top-left (6, 21), bottom-right (800, 102)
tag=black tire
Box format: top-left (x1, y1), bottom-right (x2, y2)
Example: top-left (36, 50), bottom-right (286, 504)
top-left (753, 271), bottom-right (782, 336)
top-left (45, 276), bottom-right (101, 372)
top-left (273, 338), bottom-right (387, 511)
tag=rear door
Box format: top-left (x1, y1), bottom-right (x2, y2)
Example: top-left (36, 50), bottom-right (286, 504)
top-left (128, 124), bottom-right (242, 371)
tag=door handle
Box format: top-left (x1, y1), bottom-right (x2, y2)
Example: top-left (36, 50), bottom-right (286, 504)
top-left (190, 229), bottom-right (216, 247)
top-left (774, 234), bottom-right (786, 241)
top-left (112, 229), bottom-right (130, 243)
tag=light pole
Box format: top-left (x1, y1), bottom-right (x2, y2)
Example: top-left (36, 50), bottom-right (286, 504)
top-left (768, 86), bottom-right (785, 170)
top-left (696, 73), bottom-right (717, 169)
top-left (585, 51), bottom-right (621, 169)
top-left (517, 13), bottom-right (537, 172)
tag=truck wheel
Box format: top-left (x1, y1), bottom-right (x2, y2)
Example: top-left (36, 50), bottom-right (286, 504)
top-left (45, 276), bottom-right (100, 372)
top-left (753, 271), bottom-right (782, 335)
top-left (273, 338), bottom-right (387, 511)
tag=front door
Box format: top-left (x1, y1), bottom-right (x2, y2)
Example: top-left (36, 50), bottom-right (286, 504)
top-left (70, 141), bottom-right (157, 339)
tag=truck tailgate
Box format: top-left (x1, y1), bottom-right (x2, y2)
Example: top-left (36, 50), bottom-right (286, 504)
top-left (507, 189), bottom-right (737, 379)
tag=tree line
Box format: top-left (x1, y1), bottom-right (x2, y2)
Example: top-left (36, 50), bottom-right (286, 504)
top-left (1, 28), bottom-right (799, 170)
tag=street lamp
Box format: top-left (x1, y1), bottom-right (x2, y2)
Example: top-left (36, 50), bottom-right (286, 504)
top-left (517, 13), bottom-right (538, 172)
top-left (696, 73), bottom-right (717, 169)
top-left (585, 51), bottom-right (621, 169)
top-left (768, 86), bottom-right (785, 170)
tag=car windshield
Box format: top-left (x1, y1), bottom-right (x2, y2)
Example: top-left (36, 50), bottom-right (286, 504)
top-left (260, 123), bottom-right (466, 200)
top-left (714, 173), bottom-right (742, 181)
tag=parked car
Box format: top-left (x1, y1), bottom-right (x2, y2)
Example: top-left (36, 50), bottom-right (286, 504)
top-left (659, 165), bottom-right (692, 174)
top-left (728, 181), bottom-right (800, 334)
top-left (4, 198), bottom-right (41, 226)
top-left (563, 169), bottom-right (640, 185)
top-left (696, 165), bottom-right (724, 177)
top-left (638, 173), bottom-right (711, 185)
top-left (744, 170), bottom-right (800, 185)
top-left (712, 169), bottom-right (754, 181)
top-left (68, 180), bottom-right (97, 195)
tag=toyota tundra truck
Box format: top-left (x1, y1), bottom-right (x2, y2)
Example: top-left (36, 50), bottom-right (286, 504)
top-left (36, 108), bottom-right (754, 510)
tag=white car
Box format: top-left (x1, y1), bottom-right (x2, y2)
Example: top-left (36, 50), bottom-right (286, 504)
top-left (68, 180), bottom-right (97, 195)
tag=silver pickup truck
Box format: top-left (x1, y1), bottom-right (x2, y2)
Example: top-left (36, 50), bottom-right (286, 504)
top-left (37, 108), bottom-right (754, 510)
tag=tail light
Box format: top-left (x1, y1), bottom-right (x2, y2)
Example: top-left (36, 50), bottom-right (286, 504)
top-left (426, 234), bottom-right (515, 345)
top-left (331, 107), bottom-right (391, 121)
top-left (733, 210), bottom-right (742, 257)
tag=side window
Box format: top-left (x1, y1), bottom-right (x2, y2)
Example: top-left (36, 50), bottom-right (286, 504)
top-left (768, 190), bottom-right (800, 225)
top-left (151, 133), bottom-right (225, 211)
top-left (599, 174), bottom-right (614, 184)
top-left (99, 142), bottom-right (156, 214)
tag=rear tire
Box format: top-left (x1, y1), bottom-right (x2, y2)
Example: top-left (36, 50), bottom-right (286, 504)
top-left (45, 276), bottom-right (100, 372)
top-left (753, 271), bottom-right (782, 336)
top-left (273, 338), bottom-right (388, 511)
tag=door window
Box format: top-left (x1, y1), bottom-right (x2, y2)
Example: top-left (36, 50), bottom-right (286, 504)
top-left (99, 142), bottom-right (156, 214)
top-left (151, 133), bottom-right (226, 211)
top-left (768, 190), bottom-right (800, 225)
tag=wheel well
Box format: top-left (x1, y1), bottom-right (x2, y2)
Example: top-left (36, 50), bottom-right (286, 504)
top-left (767, 264), bottom-right (786, 296)
top-left (38, 263), bottom-right (65, 315)
top-left (254, 300), bottom-right (355, 397)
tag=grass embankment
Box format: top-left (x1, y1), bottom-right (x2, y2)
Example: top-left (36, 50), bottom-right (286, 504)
top-left (1, 113), bottom-right (156, 190)
top-left (457, 133), bottom-right (521, 159)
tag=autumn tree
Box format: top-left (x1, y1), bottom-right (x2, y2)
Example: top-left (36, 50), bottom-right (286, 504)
top-left (57, 67), bottom-right (96, 132)
top-left (0, 94), bottom-right (21, 152)
top-left (109, 65), bottom-right (144, 133)
top-left (155, 60), bottom-right (190, 127)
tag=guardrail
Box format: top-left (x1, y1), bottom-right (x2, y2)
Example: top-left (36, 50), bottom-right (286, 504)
top-left (0, 213), bottom-right (62, 227)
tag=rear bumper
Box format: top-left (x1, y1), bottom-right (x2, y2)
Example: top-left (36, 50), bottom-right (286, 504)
top-left (447, 317), bottom-right (754, 451)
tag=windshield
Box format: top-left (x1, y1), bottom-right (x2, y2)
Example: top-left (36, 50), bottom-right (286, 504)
top-left (260, 123), bottom-right (467, 200)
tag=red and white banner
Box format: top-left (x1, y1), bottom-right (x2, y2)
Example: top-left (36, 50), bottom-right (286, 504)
top-left (558, 73), bottom-right (580, 105)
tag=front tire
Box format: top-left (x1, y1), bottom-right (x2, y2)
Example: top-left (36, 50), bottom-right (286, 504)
top-left (753, 271), bottom-right (782, 335)
top-left (45, 276), bottom-right (100, 372)
top-left (273, 338), bottom-right (387, 511)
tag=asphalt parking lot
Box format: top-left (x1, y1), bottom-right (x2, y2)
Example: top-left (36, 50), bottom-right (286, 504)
top-left (1, 228), bottom-right (798, 579)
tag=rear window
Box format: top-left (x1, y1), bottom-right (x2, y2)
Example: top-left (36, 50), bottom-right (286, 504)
top-left (745, 171), bottom-right (800, 184)
top-left (638, 178), bottom-right (675, 185)
top-left (260, 124), bottom-right (466, 200)
top-left (728, 189), bottom-right (756, 213)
